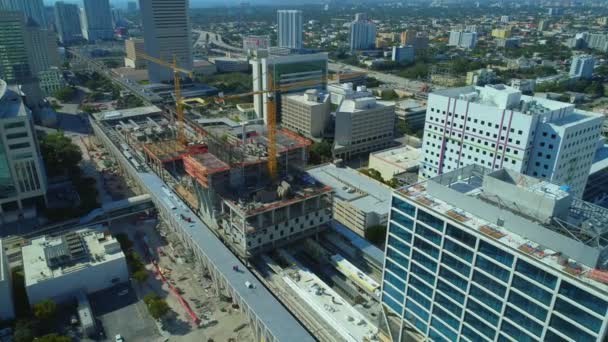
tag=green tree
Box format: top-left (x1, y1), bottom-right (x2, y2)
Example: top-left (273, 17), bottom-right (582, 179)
top-left (54, 87), bottom-right (76, 102)
top-left (365, 224), bottom-right (387, 246)
top-left (132, 269), bottom-right (149, 283)
top-left (359, 168), bottom-right (385, 183)
top-left (39, 132), bottom-right (83, 178)
top-left (309, 140), bottom-right (333, 165)
top-left (34, 333), bottom-right (71, 342)
top-left (143, 293), bottom-right (169, 319)
top-left (116, 94), bottom-right (144, 109)
top-left (33, 300), bottom-right (56, 321)
top-left (13, 320), bottom-right (36, 342)
top-left (114, 233), bottom-right (134, 251)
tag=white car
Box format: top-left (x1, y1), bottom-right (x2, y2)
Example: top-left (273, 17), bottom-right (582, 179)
top-left (115, 334), bottom-right (124, 342)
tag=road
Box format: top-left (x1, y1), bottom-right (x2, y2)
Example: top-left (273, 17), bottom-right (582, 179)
top-left (193, 29), bottom-right (244, 54)
top-left (329, 61), bottom-right (442, 94)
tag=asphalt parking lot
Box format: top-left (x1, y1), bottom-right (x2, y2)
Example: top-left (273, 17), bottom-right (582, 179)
top-left (89, 284), bottom-right (161, 342)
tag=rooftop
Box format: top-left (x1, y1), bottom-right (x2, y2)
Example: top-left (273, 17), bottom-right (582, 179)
top-left (308, 164), bottom-right (391, 216)
top-left (397, 165), bottom-right (608, 293)
top-left (282, 258), bottom-right (377, 342)
top-left (22, 227), bottom-right (125, 287)
top-left (396, 99), bottom-right (426, 112)
top-left (590, 141), bottom-right (608, 175)
top-left (370, 146), bottom-right (421, 172)
top-left (94, 106), bottom-right (162, 122)
top-left (433, 84), bottom-right (575, 115)
top-left (338, 97), bottom-right (393, 113)
top-left (284, 89), bottom-right (330, 106)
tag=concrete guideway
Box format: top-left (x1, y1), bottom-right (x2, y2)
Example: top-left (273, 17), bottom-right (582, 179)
top-left (90, 120), bottom-right (315, 342)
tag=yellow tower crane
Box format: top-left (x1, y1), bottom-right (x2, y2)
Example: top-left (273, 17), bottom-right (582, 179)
top-left (180, 70), bottom-right (367, 180)
top-left (137, 53), bottom-right (193, 146)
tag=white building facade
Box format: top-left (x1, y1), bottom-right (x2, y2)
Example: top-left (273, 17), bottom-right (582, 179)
top-left (82, 0), bottom-right (113, 41)
top-left (421, 84), bottom-right (603, 197)
top-left (350, 13), bottom-right (376, 51)
top-left (334, 97), bottom-right (395, 160)
top-left (0, 80), bottom-right (47, 222)
top-left (569, 55), bottom-right (595, 80)
top-left (23, 228), bottom-right (129, 305)
top-left (448, 31), bottom-right (477, 49)
top-left (277, 10), bottom-right (302, 50)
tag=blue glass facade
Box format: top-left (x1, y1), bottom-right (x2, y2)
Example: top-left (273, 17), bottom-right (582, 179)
top-left (381, 192), bottom-right (608, 342)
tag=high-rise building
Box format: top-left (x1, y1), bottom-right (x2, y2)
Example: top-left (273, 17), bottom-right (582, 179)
top-left (124, 38), bottom-right (145, 69)
top-left (139, 0), bottom-right (192, 83)
top-left (538, 19), bottom-right (550, 31)
top-left (586, 33), bottom-right (608, 52)
top-left (0, 238), bottom-right (14, 321)
top-left (334, 96), bottom-right (395, 160)
top-left (25, 23), bottom-right (59, 74)
top-left (127, 1), bottom-right (137, 12)
top-left (78, 7), bottom-right (88, 41)
top-left (54, 2), bottom-right (81, 44)
top-left (250, 53), bottom-right (328, 123)
top-left (277, 10), bottom-right (302, 50)
top-left (570, 55), bottom-right (595, 80)
top-left (83, 0), bottom-right (113, 41)
top-left (500, 15), bottom-right (510, 23)
top-left (350, 13), bottom-right (376, 51)
top-left (392, 46), bottom-right (415, 64)
top-left (0, 0), bottom-right (46, 28)
top-left (381, 165), bottom-right (608, 342)
top-left (448, 31), bottom-right (477, 49)
top-left (400, 30), bottom-right (417, 46)
top-left (0, 79), bottom-right (47, 219)
top-left (421, 84), bottom-right (603, 197)
top-left (0, 11), bottom-right (31, 83)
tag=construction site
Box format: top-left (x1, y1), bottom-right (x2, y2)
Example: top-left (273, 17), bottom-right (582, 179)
top-left (83, 51), bottom-right (395, 341)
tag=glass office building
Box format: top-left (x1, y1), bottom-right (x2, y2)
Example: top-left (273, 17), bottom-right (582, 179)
top-left (380, 165), bottom-right (608, 342)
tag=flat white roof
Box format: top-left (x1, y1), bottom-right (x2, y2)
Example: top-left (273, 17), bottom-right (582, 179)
top-left (95, 106), bottom-right (162, 121)
top-left (282, 266), bottom-right (377, 342)
top-left (370, 146), bottom-right (421, 171)
top-left (308, 164), bottom-right (391, 216)
top-left (23, 227), bottom-right (125, 287)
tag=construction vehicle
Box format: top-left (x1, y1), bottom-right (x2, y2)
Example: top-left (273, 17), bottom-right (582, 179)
top-left (137, 52), bottom-right (193, 146)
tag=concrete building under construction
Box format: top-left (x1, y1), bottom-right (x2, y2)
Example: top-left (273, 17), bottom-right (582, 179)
top-left (94, 107), bottom-right (333, 259)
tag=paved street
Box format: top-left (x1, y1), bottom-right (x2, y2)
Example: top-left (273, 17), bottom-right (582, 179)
top-left (329, 61), bottom-right (442, 94)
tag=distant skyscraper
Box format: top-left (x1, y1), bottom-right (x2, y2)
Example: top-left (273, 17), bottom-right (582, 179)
top-left (83, 0), bottom-right (113, 41)
top-left (569, 55), bottom-right (595, 80)
top-left (25, 23), bottom-right (58, 75)
top-left (54, 2), bottom-right (81, 44)
top-left (0, 0), bottom-right (46, 28)
top-left (277, 10), bottom-right (302, 49)
top-left (139, 0), bottom-right (192, 83)
top-left (448, 31), bottom-right (477, 49)
top-left (0, 11), bottom-right (31, 83)
top-left (350, 13), bottom-right (376, 51)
